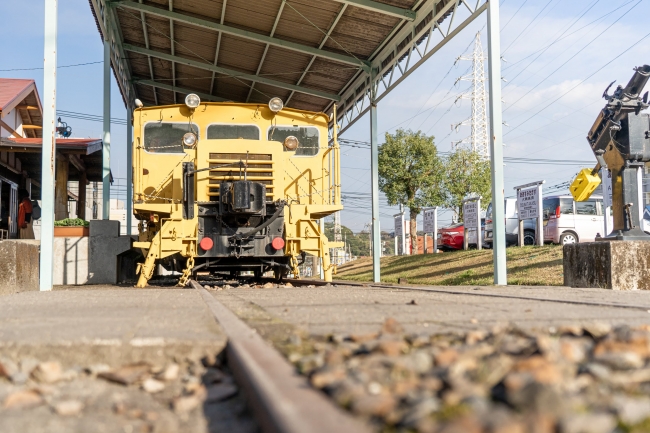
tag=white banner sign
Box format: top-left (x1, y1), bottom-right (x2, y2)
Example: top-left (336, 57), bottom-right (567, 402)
top-left (517, 187), bottom-right (539, 220)
top-left (423, 208), bottom-right (437, 233)
top-left (463, 201), bottom-right (479, 229)
top-left (394, 214), bottom-right (404, 238)
top-left (602, 169), bottom-right (612, 208)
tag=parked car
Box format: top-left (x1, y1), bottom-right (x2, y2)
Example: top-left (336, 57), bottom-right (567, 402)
top-left (543, 194), bottom-right (607, 244)
top-left (644, 205), bottom-right (650, 235)
top-left (483, 199), bottom-right (536, 248)
top-left (438, 223), bottom-right (464, 250)
top-left (438, 220), bottom-right (485, 251)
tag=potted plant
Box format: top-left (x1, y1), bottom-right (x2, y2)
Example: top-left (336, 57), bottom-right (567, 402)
top-left (53, 218), bottom-right (90, 237)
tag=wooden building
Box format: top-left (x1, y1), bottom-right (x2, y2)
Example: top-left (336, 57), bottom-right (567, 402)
top-left (0, 78), bottom-right (104, 237)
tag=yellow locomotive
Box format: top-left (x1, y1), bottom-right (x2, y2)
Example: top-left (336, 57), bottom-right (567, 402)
top-left (131, 95), bottom-right (343, 287)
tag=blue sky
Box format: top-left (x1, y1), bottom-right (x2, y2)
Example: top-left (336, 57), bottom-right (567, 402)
top-left (1, 0), bottom-right (648, 231)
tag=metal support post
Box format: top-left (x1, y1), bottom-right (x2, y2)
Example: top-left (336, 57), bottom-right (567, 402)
top-left (370, 96), bottom-right (381, 283)
top-left (537, 183), bottom-right (544, 246)
top-left (518, 219), bottom-right (524, 247)
top-left (394, 235), bottom-right (398, 256)
top-left (423, 232), bottom-right (427, 254)
top-left (477, 198), bottom-right (482, 250)
top-left (487, 0), bottom-right (507, 284)
top-left (433, 207), bottom-right (438, 253)
top-left (102, 27), bottom-right (111, 220)
top-left (126, 104), bottom-right (133, 235)
top-left (40, 0), bottom-right (58, 292)
top-left (319, 219), bottom-right (325, 279)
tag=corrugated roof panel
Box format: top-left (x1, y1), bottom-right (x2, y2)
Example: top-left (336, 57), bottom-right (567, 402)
top-left (257, 46), bottom-right (313, 85)
top-left (173, 22), bottom-right (220, 63)
top-left (173, 0), bottom-right (224, 21)
top-left (98, 0), bottom-right (460, 111)
top-left (217, 34), bottom-right (267, 75)
top-left (222, 0), bottom-right (281, 35)
top-left (247, 83), bottom-right (291, 105)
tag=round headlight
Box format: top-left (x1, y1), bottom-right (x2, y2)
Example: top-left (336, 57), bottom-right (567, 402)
top-left (268, 97), bottom-right (284, 113)
top-left (283, 135), bottom-right (299, 151)
top-left (183, 132), bottom-right (197, 147)
top-left (185, 93), bottom-right (201, 109)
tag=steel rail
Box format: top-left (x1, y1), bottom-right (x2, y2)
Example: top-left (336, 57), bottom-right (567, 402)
top-left (189, 279), bottom-right (372, 433)
top-left (281, 278), bottom-right (650, 313)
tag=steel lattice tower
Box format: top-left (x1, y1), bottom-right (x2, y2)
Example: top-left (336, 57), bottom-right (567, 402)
top-left (333, 211), bottom-right (342, 264)
top-left (451, 32), bottom-right (489, 159)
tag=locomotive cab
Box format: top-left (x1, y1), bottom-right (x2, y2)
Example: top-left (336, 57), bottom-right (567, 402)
top-left (131, 95), bottom-right (342, 287)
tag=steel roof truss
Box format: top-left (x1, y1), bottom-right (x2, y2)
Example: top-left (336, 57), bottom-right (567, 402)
top-left (134, 80), bottom-right (226, 102)
top-left (210, 0), bottom-right (228, 95)
top-left (331, 0), bottom-right (487, 136)
top-left (108, 0), bottom-right (369, 71)
top-left (123, 44), bottom-right (341, 101)
top-left (286, 3), bottom-right (348, 106)
top-left (138, 0), bottom-right (158, 104)
top-left (169, 0), bottom-right (176, 103)
top-left (332, 0), bottom-right (416, 21)
top-left (246, 0), bottom-right (286, 103)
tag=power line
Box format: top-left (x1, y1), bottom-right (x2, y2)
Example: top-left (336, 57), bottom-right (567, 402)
top-left (0, 61), bottom-right (103, 72)
top-left (502, 0), bottom-right (602, 89)
top-left (503, 0), bottom-right (640, 113)
top-left (504, 28), bottom-right (650, 136)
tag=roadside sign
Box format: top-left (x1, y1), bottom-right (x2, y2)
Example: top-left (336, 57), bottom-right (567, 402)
top-left (423, 208), bottom-right (437, 233)
top-left (394, 214), bottom-right (404, 238)
top-left (602, 169), bottom-right (612, 208)
top-left (517, 187), bottom-right (538, 220)
top-left (463, 201), bottom-right (479, 229)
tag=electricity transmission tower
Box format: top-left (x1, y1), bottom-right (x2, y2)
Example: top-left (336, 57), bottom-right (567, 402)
top-left (451, 32), bottom-right (489, 159)
top-left (333, 211), bottom-right (342, 264)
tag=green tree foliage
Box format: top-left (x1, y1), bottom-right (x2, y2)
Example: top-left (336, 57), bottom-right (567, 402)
top-left (378, 129), bottom-right (445, 253)
top-left (443, 148), bottom-right (492, 220)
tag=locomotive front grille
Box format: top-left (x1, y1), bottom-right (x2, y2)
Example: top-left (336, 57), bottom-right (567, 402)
top-left (207, 153), bottom-right (274, 200)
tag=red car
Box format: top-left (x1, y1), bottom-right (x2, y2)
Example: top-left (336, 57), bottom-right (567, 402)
top-left (438, 223), bottom-right (464, 250)
top-left (438, 220), bottom-right (485, 251)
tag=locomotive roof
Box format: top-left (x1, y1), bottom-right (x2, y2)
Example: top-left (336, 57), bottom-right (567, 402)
top-left (133, 101), bottom-right (330, 124)
top-left (89, 0), bottom-right (457, 120)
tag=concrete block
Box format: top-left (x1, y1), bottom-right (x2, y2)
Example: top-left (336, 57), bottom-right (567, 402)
top-left (88, 235), bottom-right (132, 285)
top-left (0, 240), bottom-right (40, 295)
top-left (53, 237), bottom-right (89, 285)
top-left (90, 220), bottom-right (120, 238)
top-left (564, 241), bottom-right (650, 290)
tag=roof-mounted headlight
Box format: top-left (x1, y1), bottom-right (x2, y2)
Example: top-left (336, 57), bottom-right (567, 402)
top-left (183, 132), bottom-right (197, 147)
top-left (268, 97), bottom-right (284, 113)
top-left (185, 93), bottom-right (201, 109)
top-left (283, 135), bottom-right (299, 150)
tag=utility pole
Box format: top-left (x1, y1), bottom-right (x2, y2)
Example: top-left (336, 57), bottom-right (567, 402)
top-left (452, 32), bottom-right (489, 159)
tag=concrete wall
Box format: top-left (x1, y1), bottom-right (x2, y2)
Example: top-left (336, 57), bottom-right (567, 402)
top-left (53, 237), bottom-right (89, 285)
top-left (0, 240), bottom-right (39, 295)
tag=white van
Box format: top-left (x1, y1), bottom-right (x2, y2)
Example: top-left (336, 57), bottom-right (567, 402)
top-left (543, 194), bottom-right (608, 244)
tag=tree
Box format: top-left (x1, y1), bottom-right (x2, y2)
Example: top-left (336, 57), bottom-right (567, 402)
top-left (378, 129), bottom-right (446, 254)
top-left (443, 148), bottom-right (491, 220)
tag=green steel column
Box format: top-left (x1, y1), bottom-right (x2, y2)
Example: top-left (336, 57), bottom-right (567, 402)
top-left (487, 0), bottom-right (507, 285)
top-left (126, 104), bottom-right (133, 235)
top-left (40, 0), bottom-right (58, 291)
top-left (370, 89), bottom-right (381, 282)
top-left (103, 25), bottom-right (111, 219)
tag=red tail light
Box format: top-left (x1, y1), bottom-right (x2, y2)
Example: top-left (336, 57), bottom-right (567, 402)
top-left (271, 237), bottom-right (285, 250)
top-left (199, 237), bottom-right (214, 251)
top-left (486, 219), bottom-right (492, 224)
top-left (555, 205), bottom-right (561, 218)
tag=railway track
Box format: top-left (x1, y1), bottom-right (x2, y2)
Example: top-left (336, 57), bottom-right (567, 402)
top-left (188, 279), bottom-right (371, 433)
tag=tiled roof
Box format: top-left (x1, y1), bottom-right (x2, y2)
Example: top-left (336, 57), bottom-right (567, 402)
top-left (0, 79), bottom-right (40, 113)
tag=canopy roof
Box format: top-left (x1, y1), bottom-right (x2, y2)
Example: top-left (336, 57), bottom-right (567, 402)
top-left (89, 0), bottom-right (486, 132)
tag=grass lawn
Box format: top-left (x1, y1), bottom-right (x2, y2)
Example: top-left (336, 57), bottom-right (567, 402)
top-left (335, 245), bottom-right (564, 286)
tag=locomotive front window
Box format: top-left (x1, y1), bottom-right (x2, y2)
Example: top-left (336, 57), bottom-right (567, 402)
top-left (207, 124), bottom-right (260, 140)
top-left (144, 122), bottom-right (199, 153)
top-left (268, 126), bottom-right (319, 156)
